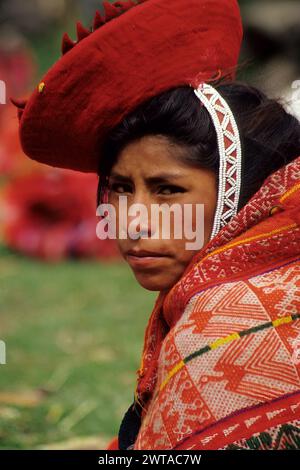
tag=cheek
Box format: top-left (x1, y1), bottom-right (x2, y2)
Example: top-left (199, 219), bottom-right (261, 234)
top-left (116, 239), bottom-right (127, 258)
top-left (170, 204), bottom-right (207, 251)
top-left (188, 196), bottom-right (216, 244)
top-left (130, 254), bottom-right (192, 292)
top-left (170, 237), bottom-right (198, 264)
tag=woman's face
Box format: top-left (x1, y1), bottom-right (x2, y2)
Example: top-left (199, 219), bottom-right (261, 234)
top-left (107, 135), bottom-right (217, 292)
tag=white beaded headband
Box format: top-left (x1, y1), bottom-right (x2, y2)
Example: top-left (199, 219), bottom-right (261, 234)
top-left (193, 82), bottom-right (242, 240)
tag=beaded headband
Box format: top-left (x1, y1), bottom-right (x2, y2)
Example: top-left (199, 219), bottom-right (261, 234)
top-left (193, 82), bottom-right (242, 240)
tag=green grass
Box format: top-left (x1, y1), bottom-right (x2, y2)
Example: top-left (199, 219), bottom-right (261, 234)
top-left (0, 246), bottom-right (157, 449)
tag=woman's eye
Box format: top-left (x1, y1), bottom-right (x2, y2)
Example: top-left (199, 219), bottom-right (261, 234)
top-left (158, 185), bottom-right (185, 195)
top-left (109, 183), bottom-right (132, 193)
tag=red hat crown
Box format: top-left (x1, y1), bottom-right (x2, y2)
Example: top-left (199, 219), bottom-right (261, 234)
top-left (62, 1), bottom-right (147, 55)
top-left (11, 0), bottom-right (243, 173)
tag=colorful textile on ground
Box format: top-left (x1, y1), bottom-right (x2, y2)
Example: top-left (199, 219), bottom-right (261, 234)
top-left (131, 155), bottom-right (300, 450)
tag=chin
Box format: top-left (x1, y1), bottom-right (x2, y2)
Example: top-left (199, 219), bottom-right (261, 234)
top-left (133, 273), bottom-right (177, 292)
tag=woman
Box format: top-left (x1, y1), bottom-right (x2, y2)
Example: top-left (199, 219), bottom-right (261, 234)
top-left (12, 0), bottom-right (300, 450)
top-left (101, 81), bottom-right (300, 451)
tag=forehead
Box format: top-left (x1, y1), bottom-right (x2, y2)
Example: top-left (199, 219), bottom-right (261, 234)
top-left (112, 134), bottom-right (189, 175)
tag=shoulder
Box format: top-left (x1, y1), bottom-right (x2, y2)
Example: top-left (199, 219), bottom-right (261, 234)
top-left (134, 261), bottom-right (300, 449)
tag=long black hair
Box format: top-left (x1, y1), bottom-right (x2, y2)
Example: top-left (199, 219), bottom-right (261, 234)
top-left (96, 78), bottom-right (300, 211)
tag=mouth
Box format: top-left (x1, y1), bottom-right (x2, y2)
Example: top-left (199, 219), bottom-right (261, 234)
top-left (126, 249), bottom-right (171, 268)
top-left (127, 249), bottom-right (164, 257)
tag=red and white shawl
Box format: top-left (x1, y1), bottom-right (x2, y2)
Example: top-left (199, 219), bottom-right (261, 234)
top-left (133, 155), bottom-right (300, 450)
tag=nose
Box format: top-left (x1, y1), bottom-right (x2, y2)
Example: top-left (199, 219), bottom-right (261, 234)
top-left (127, 190), bottom-right (156, 239)
top-left (131, 218), bottom-right (153, 239)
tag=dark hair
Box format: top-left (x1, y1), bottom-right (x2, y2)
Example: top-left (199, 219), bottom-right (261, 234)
top-left (96, 78), bottom-right (300, 211)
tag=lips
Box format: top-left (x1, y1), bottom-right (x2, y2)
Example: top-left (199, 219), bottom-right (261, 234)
top-left (127, 249), bottom-right (167, 257)
top-left (126, 250), bottom-right (171, 269)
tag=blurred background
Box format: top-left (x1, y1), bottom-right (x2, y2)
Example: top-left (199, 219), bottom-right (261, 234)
top-left (0, 0), bottom-right (299, 449)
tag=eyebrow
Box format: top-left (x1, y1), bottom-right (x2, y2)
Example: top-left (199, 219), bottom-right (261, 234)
top-left (109, 171), bottom-right (185, 185)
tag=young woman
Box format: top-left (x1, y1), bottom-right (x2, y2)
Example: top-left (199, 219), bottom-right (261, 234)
top-left (100, 80), bottom-right (300, 451)
top-left (12, 0), bottom-right (300, 450)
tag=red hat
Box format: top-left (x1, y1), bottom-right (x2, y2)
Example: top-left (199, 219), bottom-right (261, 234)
top-left (11, 0), bottom-right (243, 173)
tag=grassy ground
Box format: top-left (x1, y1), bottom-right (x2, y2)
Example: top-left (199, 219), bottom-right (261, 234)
top-left (0, 246), bottom-right (157, 449)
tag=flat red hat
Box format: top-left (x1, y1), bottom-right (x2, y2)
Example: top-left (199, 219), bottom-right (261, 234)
top-left (11, 0), bottom-right (243, 173)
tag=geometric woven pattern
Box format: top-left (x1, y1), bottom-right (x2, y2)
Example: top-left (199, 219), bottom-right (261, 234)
top-left (157, 312), bottom-right (300, 397)
top-left (133, 155), bottom-right (300, 450)
top-left (223, 421), bottom-right (300, 450)
top-left (134, 261), bottom-right (300, 449)
top-left (174, 391), bottom-right (300, 450)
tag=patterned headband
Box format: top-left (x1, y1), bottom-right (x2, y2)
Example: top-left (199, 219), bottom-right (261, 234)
top-left (193, 83), bottom-right (242, 240)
